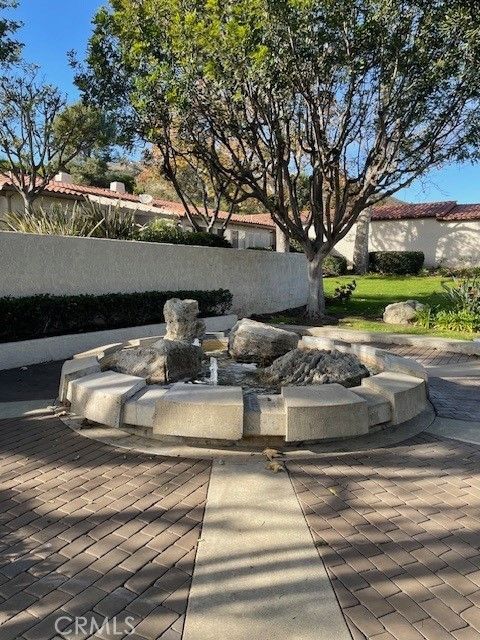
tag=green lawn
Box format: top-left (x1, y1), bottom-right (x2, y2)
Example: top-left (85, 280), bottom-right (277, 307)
top-left (323, 275), bottom-right (479, 340)
top-left (262, 274), bottom-right (479, 341)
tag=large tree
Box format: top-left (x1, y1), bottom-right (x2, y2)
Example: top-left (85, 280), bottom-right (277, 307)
top-left (136, 145), bottom-right (245, 233)
top-left (77, 0), bottom-right (480, 317)
top-left (0, 67), bottom-right (114, 212)
top-left (140, 134), bottom-right (245, 233)
top-left (68, 152), bottom-right (139, 193)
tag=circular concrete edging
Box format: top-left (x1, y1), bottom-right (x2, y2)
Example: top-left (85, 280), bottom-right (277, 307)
top-left (288, 325), bottom-right (480, 356)
top-left (58, 405), bottom-right (436, 460)
top-left (58, 333), bottom-right (430, 446)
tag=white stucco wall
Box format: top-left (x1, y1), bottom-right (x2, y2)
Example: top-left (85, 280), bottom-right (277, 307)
top-left (334, 218), bottom-right (480, 268)
top-left (0, 192), bottom-right (70, 218)
top-left (0, 231), bottom-right (307, 316)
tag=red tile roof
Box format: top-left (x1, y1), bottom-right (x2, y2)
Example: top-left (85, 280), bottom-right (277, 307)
top-left (150, 198), bottom-right (275, 228)
top-left (0, 175), bottom-right (275, 229)
top-left (2, 175), bottom-right (480, 225)
top-left (439, 203), bottom-right (480, 221)
top-left (371, 200), bottom-right (480, 222)
top-left (371, 201), bottom-right (457, 221)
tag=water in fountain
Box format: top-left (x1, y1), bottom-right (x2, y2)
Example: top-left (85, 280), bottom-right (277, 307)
top-left (209, 356), bottom-right (219, 385)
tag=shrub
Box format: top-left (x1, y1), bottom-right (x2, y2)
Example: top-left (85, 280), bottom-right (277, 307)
top-left (4, 200), bottom-right (140, 240)
top-left (414, 304), bottom-right (433, 329)
top-left (289, 239), bottom-right (303, 253)
top-left (188, 230), bottom-right (232, 248)
top-left (3, 203), bottom-right (102, 237)
top-left (414, 282), bottom-right (480, 332)
top-left (369, 251), bottom-right (425, 275)
top-left (138, 219), bottom-right (232, 248)
top-left (0, 289), bottom-right (233, 343)
top-left (442, 276), bottom-right (480, 315)
top-left (436, 262), bottom-right (480, 278)
top-left (331, 280), bottom-right (356, 302)
top-left (433, 309), bottom-right (479, 333)
top-left (85, 200), bottom-right (140, 240)
top-left (323, 254), bottom-right (347, 276)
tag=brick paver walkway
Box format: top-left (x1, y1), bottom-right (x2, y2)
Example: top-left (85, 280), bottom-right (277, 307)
top-left (289, 433), bottom-right (480, 640)
top-left (2, 354), bottom-right (480, 638)
top-left (371, 344), bottom-right (480, 422)
top-left (428, 377), bottom-right (480, 422)
top-left (0, 413), bottom-right (210, 640)
top-left (371, 344), bottom-right (478, 368)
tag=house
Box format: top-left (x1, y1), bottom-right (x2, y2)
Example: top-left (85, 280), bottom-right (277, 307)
top-left (335, 201), bottom-right (480, 268)
top-left (0, 173), bottom-right (276, 250)
top-left (2, 172), bottom-right (479, 267)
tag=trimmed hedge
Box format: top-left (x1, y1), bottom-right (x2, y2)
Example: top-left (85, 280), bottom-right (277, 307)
top-left (138, 220), bottom-right (232, 248)
top-left (369, 251), bottom-right (425, 275)
top-left (323, 254), bottom-right (348, 276)
top-left (0, 289), bottom-right (233, 343)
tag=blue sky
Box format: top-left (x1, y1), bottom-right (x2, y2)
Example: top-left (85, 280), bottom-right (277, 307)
top-left (8, 1), bottom-right (480, 204)
top-left (12, 0), bottom-right (102, 99)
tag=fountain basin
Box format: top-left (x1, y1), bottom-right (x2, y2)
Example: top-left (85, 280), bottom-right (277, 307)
top-left (59, 332), bottom-right (429, 444)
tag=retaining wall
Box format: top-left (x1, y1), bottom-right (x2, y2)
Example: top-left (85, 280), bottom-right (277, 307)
top-left (0, 231), bottom-right (308, 315)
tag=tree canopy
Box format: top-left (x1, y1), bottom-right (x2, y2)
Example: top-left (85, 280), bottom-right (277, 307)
top-left (0, 0), bottom-right (21, 66)
top-left (0, 68), bottom-right (115, 211)
top-left (76, 0), bottom-right (480, 316)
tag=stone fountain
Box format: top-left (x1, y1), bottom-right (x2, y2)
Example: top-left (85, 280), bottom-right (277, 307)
top-left (59, 298), bottom-right (429, 445)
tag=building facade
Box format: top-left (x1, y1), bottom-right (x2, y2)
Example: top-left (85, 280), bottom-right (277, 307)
top-left (335, 201), bottom-right (480, 268)
top-left (2, 173), bottom-right (480, 267)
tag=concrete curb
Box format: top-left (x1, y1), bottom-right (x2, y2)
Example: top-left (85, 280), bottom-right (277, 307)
top-left (59, 404), bottom-right (436, 461)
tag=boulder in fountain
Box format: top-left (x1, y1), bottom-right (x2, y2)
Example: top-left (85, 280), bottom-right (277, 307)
top-left (164, 298), bottom-right (206, 343)
top-left (100, 298), bottom-right (205, 383)
top-left (228, 318), bottom-right (299, 366)
top-left (102, 340), bottom-right (203, 384)
top-left (259, 348), bottom-right (369, 388)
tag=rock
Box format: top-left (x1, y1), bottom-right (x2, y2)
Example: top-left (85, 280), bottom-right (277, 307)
top-left (103, 339), bottom-right (203, 384)
top-left (383, 300), bottom-right (425, 325)
top-left (164, 298), bottom-right (206, 343)
top-left (228, 319), bottom-right (299, 365)
top-left (259, 348), bottom-right (369, 388)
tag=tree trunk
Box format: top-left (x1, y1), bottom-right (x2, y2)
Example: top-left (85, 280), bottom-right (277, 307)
top-left (306, 255), bottom-right (326, 319)
top-left (352, 207), bottom-right (371, 274)
top-left (21, 191), bottom-right (35, 215)
top-left (275, 225), bottom-right (290, 252)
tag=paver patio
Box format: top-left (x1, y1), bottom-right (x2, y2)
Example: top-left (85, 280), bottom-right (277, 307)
top-left (0, 413), bottom-right (210, 640)
top-left (373, 345), bottom-right (480, 422)
top-left (0, 346), bottom-right (479, 639)
top-left (371, 344), bottom-right (478, 368)
top-left (289, 434), bottom-right (480, 640)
